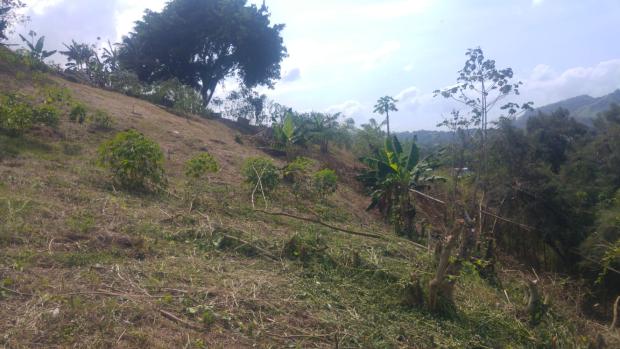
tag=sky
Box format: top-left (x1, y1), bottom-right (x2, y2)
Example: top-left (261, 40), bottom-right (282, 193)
top-left (8, 0), bottom-right (620, 130)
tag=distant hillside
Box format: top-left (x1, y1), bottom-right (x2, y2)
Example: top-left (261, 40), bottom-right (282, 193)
top-left (395, 130), bottom-right (453, 149)
top-left (517, 89), bottom-right (620, 127)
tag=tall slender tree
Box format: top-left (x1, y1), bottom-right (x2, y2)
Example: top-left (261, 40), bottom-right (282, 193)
top-left (373, 96), bottom-right (398, 137)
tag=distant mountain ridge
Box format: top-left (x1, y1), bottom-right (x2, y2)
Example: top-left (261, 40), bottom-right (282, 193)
top-left (517, 89), bottom-right (620, 127)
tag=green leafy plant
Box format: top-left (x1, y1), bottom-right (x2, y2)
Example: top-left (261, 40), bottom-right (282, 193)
top-left (242, 157), bottom-right (279, 194)
top-left (313, 168), bottom-right (338, 198)
top-left (0, 93), bottom-right (33, 134)
top-left (18, 30), bottom-right (56, 63)
top-left (282, 157), bottom-right (314, 197)
top-left (97, 130), bottom-right (166, 191)
top-left (32, 104), bottom-right (59, 127)
top-left (185, 152), bottom-right (219, 180)
top-left (89, 110), bottom-right (114, 131)
top-left (69, 103), bottom-right (87, 124)
top-left (358, 136), bottom-right (442, 239)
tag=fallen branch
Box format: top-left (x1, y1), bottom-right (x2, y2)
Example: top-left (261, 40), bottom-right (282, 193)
top-left (612, 294), bottom-right (620, 330)
top-left (219, 232), bottom-right (279, 261)
top-left (159, 309), bottom-right (204, 331)
top-left (410, 189), bottom-right (536, 232)
top-left (255, 209), bottom-right (387, 240)
top-left (0, 285), bottom-right (33, 297)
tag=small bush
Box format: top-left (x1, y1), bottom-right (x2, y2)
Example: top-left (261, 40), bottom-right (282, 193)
top-left (185, 152), bottom-right (219, 179)
top-left (242, 157), bottom-right (279, 193)
top-left (0, 94), bottom-right (34, 135)
top-left (97, 130), bottom-right (166, 191)
top-left (89, 110), bottom-right (114, 131)
top-left (283, 157), bottom-right (315, 196)
top-left (41, 86), bottom-right (72, 107)
top-left (33, 104), bottom-right (60, 127)
top-left (69, 103), bottom-right (87, 124)
top-left (313, 169), bottom-right (338, 197)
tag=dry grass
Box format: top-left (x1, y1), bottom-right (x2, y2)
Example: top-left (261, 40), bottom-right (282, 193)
top-left (1, 50), bottom-right (619, 348)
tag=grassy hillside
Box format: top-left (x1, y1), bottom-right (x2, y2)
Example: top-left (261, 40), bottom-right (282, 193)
top-left (1, 50), bottom-right (618, 348)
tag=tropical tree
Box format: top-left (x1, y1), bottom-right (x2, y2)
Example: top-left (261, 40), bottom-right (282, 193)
top-left (434, 47), bottom-right (532, 188)
top-left (306, 112), bottom-right (340, 153)
top-left (0, 0), bottom-right (25, 42)
top-left (60, 40), bottom-right (96, 71)
top-left (101, 40), bottom-right (120, 72)
top-left (373, 96), bottom-right (398, 137)
top-left (18, 30), bottom-right (56, 62)
top-left (273, 112), bottom-right (305, 159)
top-left (119, 0), bottom-right (287, 107)
top-left (359, 136), bottom-right (440, 239)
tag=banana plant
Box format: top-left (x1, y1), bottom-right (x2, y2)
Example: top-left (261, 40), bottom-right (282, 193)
top-left (273, 112), bottom-right (307, 159)
top-left (359, 135), bottom-right (442, 239)
top-left (18, 31), bottom-right (56, 62)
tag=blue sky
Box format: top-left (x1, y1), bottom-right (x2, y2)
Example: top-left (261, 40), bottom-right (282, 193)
top-left (12, 0), bottom-right (620, 130)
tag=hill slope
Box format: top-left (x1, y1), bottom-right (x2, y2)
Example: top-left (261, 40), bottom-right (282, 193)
top-left (1, 52), bottom-right (618, 348)
top-left (518, 89), bottom-right (620, 127)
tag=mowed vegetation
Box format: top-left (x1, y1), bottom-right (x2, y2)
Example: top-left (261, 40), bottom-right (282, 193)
top-left (0, 43), bottom-right (615, 349)
top-left (1, 0), bottom-right (620, 348)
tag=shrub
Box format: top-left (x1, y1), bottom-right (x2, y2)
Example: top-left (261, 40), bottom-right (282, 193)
top-left (69, 103), bottom-right (87, 124)
top-left (0, 94), bottom-right (34, 134)
top-left (242, 157), bottom-right (279, 193)
top-left (41, 86), bottom-right (72, 107)
top-left (89, 110), bottom-right (114, 131)
top-left (97, 130), bottom-right (166, 191)
top-left (33, 104), bottom-right (60, 127)
top-left (185, 152), bottom-right (219, 179)
top-left (313, 169), bottom-right (338, 197)
top-left (283, 157), bottom-right (315, 196)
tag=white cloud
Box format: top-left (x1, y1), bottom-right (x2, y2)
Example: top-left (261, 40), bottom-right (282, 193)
top-left (281, 68), bottom-right (301, 83)
top-left (532, 0), bottom-right (544, 6)
top-left (524, 59), bottom-right (620, 106)
top-left (360, 40), bottom-right (401, 70)
top-left (326, 100), bottom-right (365, 117)
top-left (352, 0), bottom-right (434, 20)
top-left (403, 64), bottom-right (414, 72)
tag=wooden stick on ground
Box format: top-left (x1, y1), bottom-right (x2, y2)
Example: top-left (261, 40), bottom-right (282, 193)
top-left (255, 209), bottom-right (386, 240)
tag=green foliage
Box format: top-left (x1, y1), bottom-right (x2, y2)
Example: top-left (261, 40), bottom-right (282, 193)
top-left (283, 157), bottom-right (314, 196)
top-left (0, 93), bottom-right (59, 135)
top-left (41, 86), bottom-right (72, 107)
top-left (1, 1), bottom-right (26, 41)
top-left (185, 152), bottom-right (219, 179)
top-left (359, 136), bottom-right (441, 239)
top-left (89, 110), bottom-right (114, 131)
top-left (223, 87), bottom-right (268, 125)
top-left (0, 93), bottom-right (34, 134)
top-left (18, 30), bottom-right (56, 63)
top-left (119, 0), bottom-right (287, 106)
top-left (373, 96), bottom-right (398, 135)
top-left (32, 104), bottom-right (59, 127)
top-left (313, 169), bottom-right (338, 197)
top-left (242, 157), bottom-right (279, 193)
top-left (69, 103), bottom-right (87, 124)
top-left (97, 130), bottom-right (166, 191)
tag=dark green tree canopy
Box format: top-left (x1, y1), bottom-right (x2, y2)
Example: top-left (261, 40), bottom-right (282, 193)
top-left (119, 0), bottom-right (287, 106)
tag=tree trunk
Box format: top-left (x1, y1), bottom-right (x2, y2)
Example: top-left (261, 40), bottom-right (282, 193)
top-left (386, 111), bottom-right (391, 137)
top-left (428, 225), bottom-right (462, 312)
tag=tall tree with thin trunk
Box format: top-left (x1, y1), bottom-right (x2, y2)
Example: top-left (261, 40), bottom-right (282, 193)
top-left (373, 96), bottom-right (398, 137)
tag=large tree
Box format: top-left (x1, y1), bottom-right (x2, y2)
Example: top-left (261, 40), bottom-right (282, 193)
top-left (119, 0), bottom-right (287, 106)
